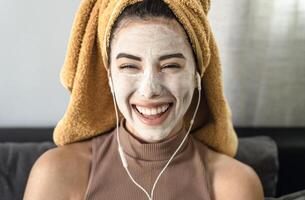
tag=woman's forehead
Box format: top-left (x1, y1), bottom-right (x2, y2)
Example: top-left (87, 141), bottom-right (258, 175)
top-left (113, 17), bottom-right (187, 38)
top-left (111, 18), bottom-right (192, 57)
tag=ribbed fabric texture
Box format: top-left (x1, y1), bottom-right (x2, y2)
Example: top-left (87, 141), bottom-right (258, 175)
top-left (84, 118), bottom-right (212, 200)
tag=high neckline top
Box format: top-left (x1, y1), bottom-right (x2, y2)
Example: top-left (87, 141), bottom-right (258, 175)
top-left (118, 118), bottom-right (190, 161)
top-left (84, 117), bottom-right (212, 200)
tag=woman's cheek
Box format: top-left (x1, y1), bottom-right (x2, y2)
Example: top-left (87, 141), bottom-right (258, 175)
top-left (170, 75), bottom-right (195, 114)
top-left (113, 74), bottom-right (137, 94)
top-left (112, 75), bottom-right (135, 113)
top-left (165, 73), bottom-right (194, 95)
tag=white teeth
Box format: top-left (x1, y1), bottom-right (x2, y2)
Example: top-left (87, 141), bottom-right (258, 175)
top-left (157, 107), bottom-right (162, 114)
top-left (135, 104), bottom-right (170, 116)
top-left (161, 105), bottom-right (167, 112)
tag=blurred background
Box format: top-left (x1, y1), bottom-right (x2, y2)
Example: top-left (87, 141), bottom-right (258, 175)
top-left (210, 0), bottom-right (305, 127)
top-left (0, 0), bottom-right (304, 199)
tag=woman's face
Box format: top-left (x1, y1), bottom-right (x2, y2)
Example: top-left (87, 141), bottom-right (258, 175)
top-left (109, 17), bottom-right (196, 143)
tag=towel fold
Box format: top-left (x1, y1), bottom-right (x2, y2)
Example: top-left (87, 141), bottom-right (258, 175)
top-left (53, 0), bottom-right (238, 157)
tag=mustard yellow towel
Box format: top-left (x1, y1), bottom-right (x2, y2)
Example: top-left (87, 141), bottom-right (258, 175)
top-left (53, 0), bottom-right (238, 157)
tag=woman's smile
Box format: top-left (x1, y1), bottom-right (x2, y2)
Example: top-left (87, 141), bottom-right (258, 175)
top-left (131, 103), bottom-right (174, 125)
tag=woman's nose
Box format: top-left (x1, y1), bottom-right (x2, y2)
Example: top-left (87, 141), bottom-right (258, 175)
top-left (138, 72), bottom-right (162, 99)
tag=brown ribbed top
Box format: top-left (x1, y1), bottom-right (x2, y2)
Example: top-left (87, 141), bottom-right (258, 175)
top-left (84, 118), bottom-right (212, 200)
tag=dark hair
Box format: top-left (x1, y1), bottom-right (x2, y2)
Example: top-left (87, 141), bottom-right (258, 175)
top-left (108, 0), bottom-right (196, 67)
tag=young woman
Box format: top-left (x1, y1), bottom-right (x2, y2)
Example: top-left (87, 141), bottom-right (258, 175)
top-left (24, 1), bottom-right (264, 199)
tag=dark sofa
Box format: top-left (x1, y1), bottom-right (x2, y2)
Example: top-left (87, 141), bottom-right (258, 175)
top-left (0, 127), bottom-right (304, 200)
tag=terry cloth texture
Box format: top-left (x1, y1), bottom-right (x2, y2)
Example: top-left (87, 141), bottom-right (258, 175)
top-left (53, 0), bottom-right (238, 157)
top-left (84, 118), bottom-right (212, 199)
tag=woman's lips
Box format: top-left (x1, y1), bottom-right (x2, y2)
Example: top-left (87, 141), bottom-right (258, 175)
top-left (132, 103), bottom-right (173, 126)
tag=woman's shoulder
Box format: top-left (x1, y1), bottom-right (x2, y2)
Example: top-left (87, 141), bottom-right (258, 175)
top-left (40, 138), bottom-right (93, 172)
top-left (23, 139), bottom-right (93, 200)
top-left (204, 146), bottom-right (264, 200)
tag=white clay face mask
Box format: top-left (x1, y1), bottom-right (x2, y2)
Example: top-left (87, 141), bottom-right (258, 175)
top-left (109, 18), bottom-right (197, 143)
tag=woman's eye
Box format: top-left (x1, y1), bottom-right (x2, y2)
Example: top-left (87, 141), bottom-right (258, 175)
top-left (119, 64), bottom-right (138, 70)
top-left (161, 64), bottom-right (181, 69)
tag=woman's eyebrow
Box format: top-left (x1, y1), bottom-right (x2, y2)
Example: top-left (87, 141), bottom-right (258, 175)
top-left (116, 53), bottom-right (141, 61)
top-left (115, 52), bottom-right (186, 61)
top-left (159, 53), bottom-right (186, 61)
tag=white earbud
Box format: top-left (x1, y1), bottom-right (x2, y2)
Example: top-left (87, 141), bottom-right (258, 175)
top-left (196, 71), bottom-right (201, 90)
top-left (107, 69), bottom-right (114, 94)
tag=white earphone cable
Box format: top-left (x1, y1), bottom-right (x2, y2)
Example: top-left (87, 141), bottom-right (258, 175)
top-left (107, 69), bottom-right (153, 199)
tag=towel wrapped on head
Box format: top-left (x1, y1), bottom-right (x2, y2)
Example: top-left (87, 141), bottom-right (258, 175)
top-left (53, 0), bottom-right (238, 157)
